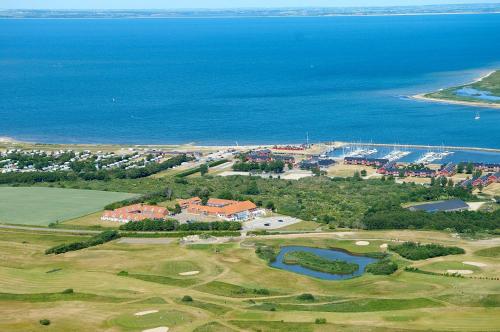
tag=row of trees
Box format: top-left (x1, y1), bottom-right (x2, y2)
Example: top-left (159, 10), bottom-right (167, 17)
top-left (389, 242), bottom-right (465, 260)
top-left (0, 154), bottom-right (191, 184)
top-left (119, 219), bottom-right (242, 232)
top-left (45, 230), bottom-right (120, 255)
top-left (362, 209), bottom-right (500, 233)
top-left (232, 160), bottom-right (285, 173)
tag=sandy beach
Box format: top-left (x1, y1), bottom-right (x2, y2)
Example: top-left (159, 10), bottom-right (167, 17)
top-left (412, 93), bottom-right (500, 109)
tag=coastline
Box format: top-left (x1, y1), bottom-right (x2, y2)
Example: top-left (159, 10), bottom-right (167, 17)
top-left (410, 70), bottom-right (500, 109)
top-left (2, 12), bottom-right (500, 20)
top-left (2, 136), bottom-right (500, 154)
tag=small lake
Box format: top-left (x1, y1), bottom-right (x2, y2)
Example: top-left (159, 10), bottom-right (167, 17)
top-left (270, 246), bottom-right (378, 280)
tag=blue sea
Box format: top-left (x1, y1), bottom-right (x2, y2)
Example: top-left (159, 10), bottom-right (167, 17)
top-left (1, 15), bottom-right (499, 147)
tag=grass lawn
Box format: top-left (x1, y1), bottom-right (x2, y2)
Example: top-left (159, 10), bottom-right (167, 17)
top-left (0, 229), bottom-right (499, 331)
top-left (0, 187), bottom-right (136, 226)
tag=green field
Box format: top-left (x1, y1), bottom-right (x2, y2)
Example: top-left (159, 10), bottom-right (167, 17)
top-left (424, 70), bottom-right (500, 106)
top-left (0, 228), bottom-right (498, 331)
top-left (0, 187), bottom-right (136, 226)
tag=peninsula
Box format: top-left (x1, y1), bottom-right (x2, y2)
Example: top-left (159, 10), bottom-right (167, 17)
top-left (413, 70), bottom-right (500, 109)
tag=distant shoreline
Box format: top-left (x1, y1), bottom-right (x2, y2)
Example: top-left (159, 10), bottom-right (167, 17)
top-left (1, 12), bottom-right (500, 20)
top-left (411, 70), bottom-right (500, 109)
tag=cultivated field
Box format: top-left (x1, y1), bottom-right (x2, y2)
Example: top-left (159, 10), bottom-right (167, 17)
top-left (0, 187), bottom-right (136, 226)
top-left (0, 229), bottom-right (498, 331)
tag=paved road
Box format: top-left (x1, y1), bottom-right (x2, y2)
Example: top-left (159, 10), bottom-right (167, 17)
top-left (0, 224), bottom-right (101, 234)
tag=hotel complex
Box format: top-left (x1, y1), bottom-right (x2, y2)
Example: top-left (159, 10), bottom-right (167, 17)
top-left (178, 197), bottom-right (264, 221)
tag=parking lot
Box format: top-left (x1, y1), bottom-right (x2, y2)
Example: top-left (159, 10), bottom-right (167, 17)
top-left (242, 216), bottom-right (301, 231)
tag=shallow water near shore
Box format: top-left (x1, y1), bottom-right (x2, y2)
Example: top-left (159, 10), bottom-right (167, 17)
top-left (270, 246), bottom-right (378, 280)
top-left (0, 15), bottom-right (499, 147)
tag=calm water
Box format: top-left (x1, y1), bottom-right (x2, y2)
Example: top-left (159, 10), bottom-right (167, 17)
top-left (1, 15), bottom-right (500, 147)
top-left (329, 145), bottom-right (500, 164)
top-left (270, 246), bottom-right (378, 280)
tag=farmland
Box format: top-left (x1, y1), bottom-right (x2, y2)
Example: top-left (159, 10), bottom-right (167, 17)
top-left (0, 228), bottom-right (498, 331)
top-left (0, 187), bottom-right (136, 226)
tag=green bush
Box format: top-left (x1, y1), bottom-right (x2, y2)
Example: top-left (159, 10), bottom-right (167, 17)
top-left (365, 259), bottom-right (398, 275)
top-left (255, 245), bottom-right (278, 263)
top-left (119, 219), bottom-right (242, 232)
top-left (45, 230), bottom-right (120, 255)
top-left (389, 242), bottom-right (465, 260)
top-left (297, 293), bottom-right (315, 301)
top-left (315, 318), bottom-right (327, 324)
top-left (283, 251), bottom-right (358, 275)
top-left (182, 295), bottom-right (193, 302)
top-left (61, 288), bottom-right (74, 294)
top-left (39, 319), bottom-right (50, 326)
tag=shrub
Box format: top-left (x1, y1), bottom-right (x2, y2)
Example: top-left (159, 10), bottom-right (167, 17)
top-left (315, 318), bottom-right (327, 324)
top-left (389, 242), bottom-right (465, 260)
top-left (365, 259), bottom-right (398, 275)
top-left (253, 288), bottom-right (270, 295)
top-left (39, 319), bottom-right (50, 326)
top-left (297, 293), bottom-right (315, 301)
top-left (181, 295), bottom-right (193, 302)
top-left (45, 230), bottom-right (120, 255)
top-left (61, 288), bottom-right (74, 294)
top-left (117, 271), bottom-right (128, 276)
top-left (255, 245), bottom-right (277, 263)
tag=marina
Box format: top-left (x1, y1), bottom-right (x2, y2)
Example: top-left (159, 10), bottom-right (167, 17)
top-left (329, 144), bottom-right (500, 165)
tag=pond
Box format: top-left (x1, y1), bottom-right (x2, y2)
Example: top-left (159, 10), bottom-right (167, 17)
top-left (454, 87), bottom-right (500, 101)
top-left (270, 246), bottom-right (378, 280)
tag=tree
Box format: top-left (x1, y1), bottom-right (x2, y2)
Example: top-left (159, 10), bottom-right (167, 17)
top-left (465, 162), bottom-right (474, 174)
top-left (440, 176), bottom-right (448, 187)
top-left (200, 164), bottom-right (209, 176)
top-left (478, 183), bottom-right (484, 193)
top-left (173, 203), bottom-right (182, 215)
top-left (447, 178), bottom-right (454, 187)
top-left (360, 169), bottom-right (367, 177)
top-left (457, 163), bottom-right (465, 173)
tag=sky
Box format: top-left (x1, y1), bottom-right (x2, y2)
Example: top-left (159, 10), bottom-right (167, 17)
top-left (2, 0), bottom-right (500, 10)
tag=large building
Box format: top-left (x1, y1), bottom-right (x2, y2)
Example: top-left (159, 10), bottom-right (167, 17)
top-left (101, 204), bottom-right (169, 222)
top-left (178, 197), bottom-right (263, 221)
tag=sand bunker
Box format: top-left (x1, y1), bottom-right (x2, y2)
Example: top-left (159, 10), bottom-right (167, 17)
top-left (355, 241), bottom-right (370, 246)
top-left (463, 261), bottom-right (487, 267)
top-left (142, 327), bottom-right (169, 332)
top-left (380, 243), bottom-right (388, 249)
top-left (447, 270), bottom-right (474, 275)
top-left (178, 271), bottom-right (200, 276)
top-left (134, 310), bottom-right (158, 316)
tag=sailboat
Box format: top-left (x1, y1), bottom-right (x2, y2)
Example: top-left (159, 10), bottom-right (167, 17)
top-left (474, 112), bottom-right (480, 120)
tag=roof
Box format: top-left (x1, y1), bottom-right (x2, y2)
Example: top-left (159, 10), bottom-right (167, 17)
top-left (177, 197), bottom-right (201, 205)
top-left (408, 199), bottom-right (469, 213)
top-left (221, 200), bottom-right (257, 216)
top-left (207, 198), bottom-right (236, 206)
top-left (186, 199), bottom-right (257, 216)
